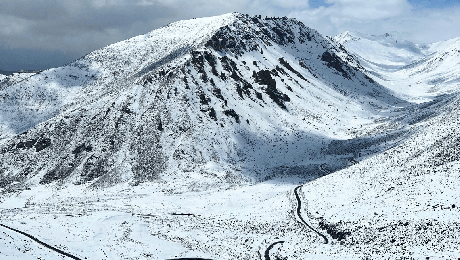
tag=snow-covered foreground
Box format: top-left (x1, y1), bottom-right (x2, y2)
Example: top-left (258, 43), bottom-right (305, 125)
top-left (2, 137), bottom-right (458, 260)
top-left (0, 177), bottom-right (321, 259)
top-left (2, 116), bottom-right (459, 260)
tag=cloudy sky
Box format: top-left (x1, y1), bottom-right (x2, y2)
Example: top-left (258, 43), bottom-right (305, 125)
top-left (1, 0), bottom-right (460, 71)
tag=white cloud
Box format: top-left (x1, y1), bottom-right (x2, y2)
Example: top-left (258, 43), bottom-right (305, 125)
top-left (288, 0), bottom-right (460, 43)
top-left (405, 7), bottom-right (460, 43)
top-left (324, 0), bottom-right (412, 20)
top-left (270, 0), bottom-right (310, 9)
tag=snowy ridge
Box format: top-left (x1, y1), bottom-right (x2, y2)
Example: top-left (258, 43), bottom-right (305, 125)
top-left (0, 14), bottom-right (237, 141)
top-left (334, 31), bottom-right (429, 69)
top-left (336, 31), bottom-right (460, 103)
top-left (0, 13), bottom-right (406, 189)
top-left (397, 39), bottom-right (460, 98)
top-left (298, 93), bottom-right (460, 258)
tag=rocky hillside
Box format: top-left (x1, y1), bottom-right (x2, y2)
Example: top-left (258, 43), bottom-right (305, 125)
top-left (0, 13), bottom-right (405, 191)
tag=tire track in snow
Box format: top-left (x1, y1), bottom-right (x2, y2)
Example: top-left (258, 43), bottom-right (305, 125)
top-left (0, 223), bottom-right (82, 260)
top-left (263, 240), bottom-right (285, 260)
top-left (294, 185), bottom-right (329, 244)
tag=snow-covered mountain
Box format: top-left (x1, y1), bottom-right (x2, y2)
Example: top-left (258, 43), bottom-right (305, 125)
top-left (334, 31), bottom-right (430, 69)
top-left (402, 38), bottom-right (460, 95)
top-left (0, 13), bottom-right (406, 189)
top-left (336, 31), bottom-right (460, 103)
top-left (0, 13), bottom-right (459, 260)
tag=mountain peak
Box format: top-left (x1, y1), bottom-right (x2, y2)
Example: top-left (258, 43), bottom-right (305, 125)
top-left (334, 31), bottom-right (361, 44)
top-left (335, 31), bottom-right (400, 44)
top-left (0, 13), bottom-right (405, 189)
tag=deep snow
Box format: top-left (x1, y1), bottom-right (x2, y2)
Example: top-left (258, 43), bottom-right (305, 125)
top-left (1, 14), bottom-right (459, 259)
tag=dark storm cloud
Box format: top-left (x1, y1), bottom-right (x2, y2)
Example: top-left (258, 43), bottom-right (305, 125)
top-left (0, 0), bottom-right (179, 70)
top-left (0, 0), bottom-right (67, 21)
top-left (0, 48), bottom-right (75, 72)
top-left (0, 0), bottom-right (315, 70)
top-left (23, 2), bottom-right (175, 39)
top-left (64, 2), bottom-right (176, 32)
top-left (1, 0), bottom-right (460, 71)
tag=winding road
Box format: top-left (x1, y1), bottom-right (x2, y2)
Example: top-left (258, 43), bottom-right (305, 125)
top-left (263, 184), bottom-right (329, 260)
top-left (263, 241), bottom-right (285, 260)
top-left (294, 185), bottom-right (328, 244)
top-left (0, 223), bottom-right (82, 260)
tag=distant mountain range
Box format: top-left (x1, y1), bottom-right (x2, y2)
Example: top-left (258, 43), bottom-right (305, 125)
top-left (0, 70), bottom-right (15, 76)
top-left (336, 31), bottom-right (460, 102)
top-left (0, 69), bottom-right (42, 75)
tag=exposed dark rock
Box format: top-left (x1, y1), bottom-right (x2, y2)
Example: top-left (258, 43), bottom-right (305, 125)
top-left (220, 56), bottom-right (253, 99)
top-left (182, 76), bottom-right (190, 89)
top-left (278, 58), bottom-right (309, 82)
top-left (80, 156), bottom-right (109, 183)
top-left (191, 51), bottom-right (208, 82)
top-left (157, 119), bottom-right (164, 131)
top-left (209, 78), bottom-right (216, 87)
top-left (299, 61), bottom-right (317, 78)
top-left (40, 162), bottom-right (77, 185)
top-left (73, 143), bottom-right (93, 157)
top-left (321, 51), bottom-right (351, 79)
top-left (223, 109), bottom-right (240, 123)
top-left (131, 125), bottom-right (165, 182)
top-left (212, 87), bottom-right (225, 101)
top-left (209, 107), bottom-right (217, 121)
top-left (35, 138), bottom-right (51, 152)
top-left (121, 105), bottom-right (133, 114)
top-left (219, 56), bottom-right (238, 73)
top-left (199, 93), bottom-right (210, 105)
top-left (319, 220), bottom-right (351, 241)
top-left (203, 51), bottom-right (219, 77)
top-left (16, 139), bottom-right (37, 150)
top-left (255, 91), bottom-right (263, 100)
top-left (271, 26), bottom-right (295, 45)
top-left (253, 70), bottom-right (290, 109)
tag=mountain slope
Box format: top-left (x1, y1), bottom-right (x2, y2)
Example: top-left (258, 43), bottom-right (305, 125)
top-left (334, 31), bottom-right (429, 69)
top-left (0, 13), bottom-right (406, 190)
top-left (336, 32), bottom-right (460, 103)
top-left (0, 14), bottom-right (236, 141)
top-left (401, 38), bottom-right (460, 94)
top-left (296, 93), bottom-right (460, 258)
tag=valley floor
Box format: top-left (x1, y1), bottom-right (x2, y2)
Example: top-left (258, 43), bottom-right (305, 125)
top-left (1, 161), bottom-right (458, 260)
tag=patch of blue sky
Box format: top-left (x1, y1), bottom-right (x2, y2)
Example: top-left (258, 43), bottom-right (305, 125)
top-left (408, 0), bottom-right (460, 9)
top-left (308, 0), bottom-right (332, 8)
